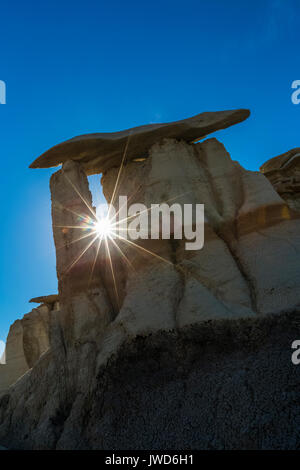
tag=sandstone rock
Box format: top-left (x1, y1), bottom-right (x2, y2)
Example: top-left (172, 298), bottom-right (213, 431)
top-left (29, 109), bottom-right (250, 175)
top-left (260, 148), bottom-right (300, 211)
top-left (30, 294), bottom-right (59, 308)
top-left (260, 147), bottom-right (300, 173)
top-left (0, 311), bottom-right (299, 449)
top-left (0, 304), bottom-right (52, 394)
top-left (1, 111), bottom-right (300, 450)
top-left (100, 137), bottom-right (300, 335)
top-left (22, 305), bottom-right (51, 368)
top-left (50, 160), bottom-right (113, 346)
top-left (0, 320), bottom-right (28, 395)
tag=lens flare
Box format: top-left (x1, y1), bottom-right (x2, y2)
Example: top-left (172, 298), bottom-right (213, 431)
top-left (94, 217), bottom-right (113, 237)
top-left (57, 134), bottom-right (178, 308)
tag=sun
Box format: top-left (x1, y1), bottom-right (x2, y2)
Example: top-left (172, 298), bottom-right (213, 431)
top-left (59, 133), bottom-right (173, 305)
top-left (93, 217), bottom-right (114, 238)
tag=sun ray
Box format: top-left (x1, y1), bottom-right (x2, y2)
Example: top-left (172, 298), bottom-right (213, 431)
top-left (56, 229), bottom-right (96, 251)
top-left (63, 233), bottom-right (99, 275)
top-left (88, 234), bottom-right (104, 287)
top-left (110, 183), bottom-right (143, 223)
top-left (108, 235), bottom-right (135, 271)
top-left (105, 237), bottom-right (120, 308)
top-left (108, 133), bottom-right (131, 217)
top-left (53, 200), bottom-right (91, 222)
top-left (54, 140), bottom-right (192, 301)
top-left (114, 190), bottom-right (193, 228)
top-left (117, 234), bottom-right (174, 267)
top-left (63, 172), bottom-right (97, 220)
top-left (53, 225), bottom-right (92, 229)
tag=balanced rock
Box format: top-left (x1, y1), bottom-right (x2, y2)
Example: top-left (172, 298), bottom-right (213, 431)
top-left (29, 109), bottom-right (250, 175)
top-left (1, 110), bottom-right (300, 450)
top-left (29, 294), bottom-right (59, 308)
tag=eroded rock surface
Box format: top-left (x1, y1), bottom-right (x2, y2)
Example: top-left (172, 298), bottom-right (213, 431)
top-left (30, 294), bottom-right (59, 309)
top-left (0, 311), bottom-right (299, 449)
top-left (260, 148), bottom-right (300, 211)
top-left (1, 112), bottom-right (300, 449)
top-left (99, 137), bottom-right (300, 349)
top-left (0, 304), bottom-right (52, 394)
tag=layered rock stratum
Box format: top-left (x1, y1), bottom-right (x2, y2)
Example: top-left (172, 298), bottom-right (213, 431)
top-left (0, 110), bottom-right (299, 449)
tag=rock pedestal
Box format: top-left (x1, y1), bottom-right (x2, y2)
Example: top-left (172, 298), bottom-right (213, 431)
top-left (1, 110), bottom-right (300, 449)
top-left (50, 160), bottom-right (113, 346)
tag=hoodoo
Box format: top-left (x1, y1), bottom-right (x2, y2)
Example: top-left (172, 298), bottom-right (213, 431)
top-left (1, 109), bottom-right (299, 450)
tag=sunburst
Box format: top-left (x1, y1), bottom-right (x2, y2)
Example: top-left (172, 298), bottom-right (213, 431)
top-left (53, 134), bottom-right (185, 306)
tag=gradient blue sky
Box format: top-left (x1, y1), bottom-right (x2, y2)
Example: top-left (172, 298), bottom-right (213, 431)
top-left (0, 0), bottom-right (299, 340)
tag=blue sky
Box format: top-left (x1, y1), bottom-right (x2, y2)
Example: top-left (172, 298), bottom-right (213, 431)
top-left (0, 0), bottom-right (299, 340)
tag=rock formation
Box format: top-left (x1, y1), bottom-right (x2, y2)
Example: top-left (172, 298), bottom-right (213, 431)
top-left (29, 109), bottom-right (250, 174)
top-left (261, 148), bottom-right (300, 211)
top-left (50, 160), bottom-right (113, 347)
top-left (0, 109), bottom-right (299, 449)
top-left (0, 301), bottom-right (56, 394)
